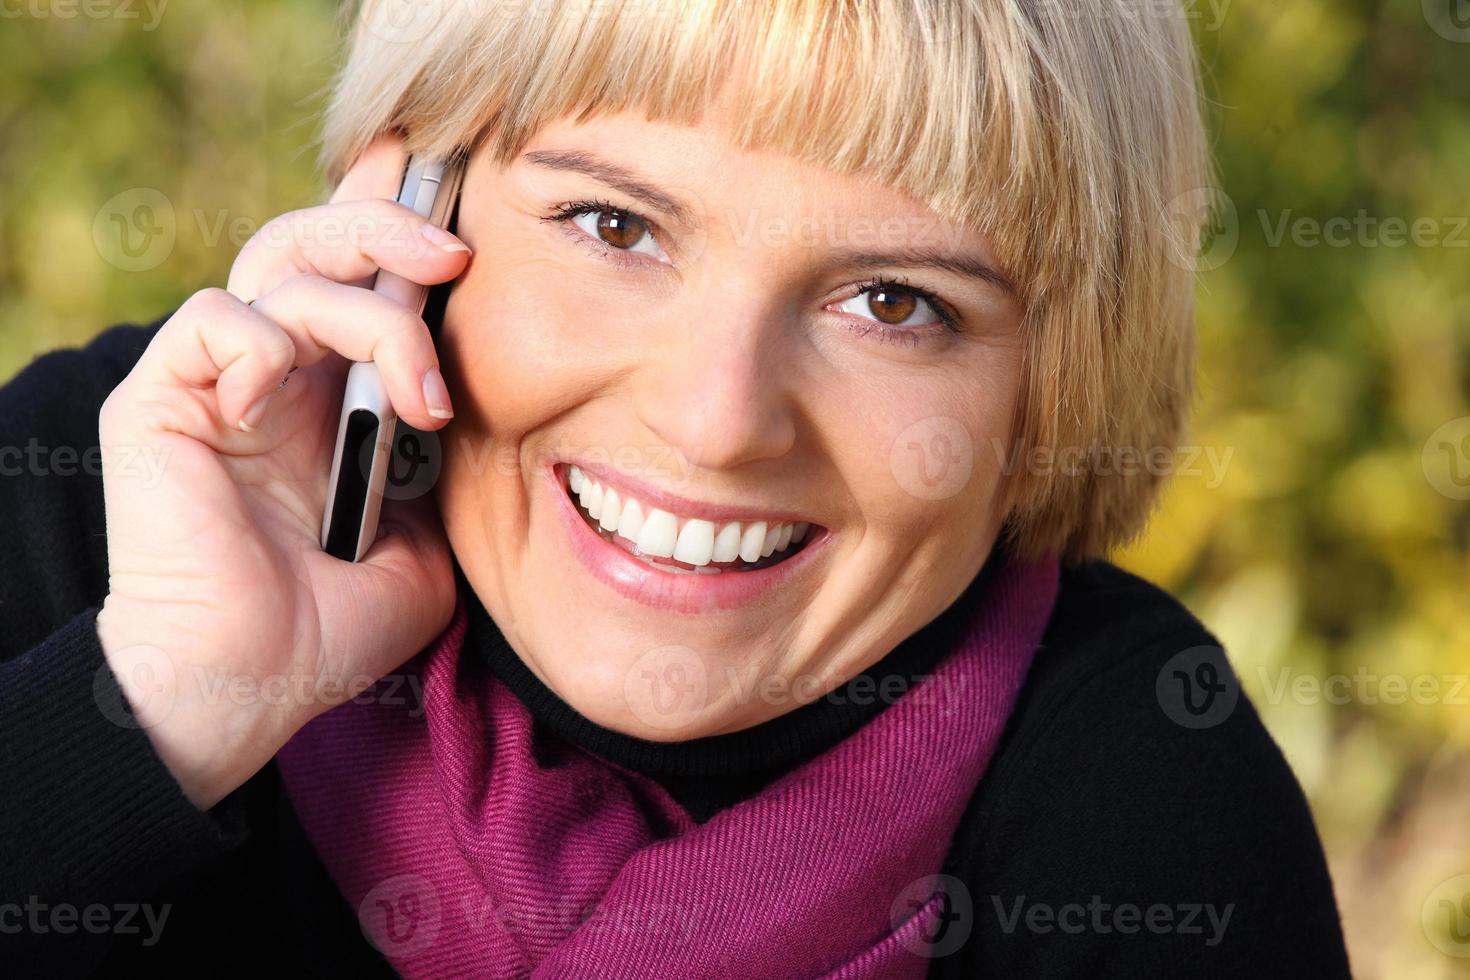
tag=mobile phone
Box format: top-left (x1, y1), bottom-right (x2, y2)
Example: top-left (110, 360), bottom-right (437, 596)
top-left (320, 154), bottom-right (464, 562)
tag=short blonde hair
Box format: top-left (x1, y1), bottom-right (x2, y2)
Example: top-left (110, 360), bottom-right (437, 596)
top-left (323, 0), bottom-right (1214, 562)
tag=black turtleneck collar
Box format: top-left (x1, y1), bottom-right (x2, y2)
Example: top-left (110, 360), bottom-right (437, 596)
top-left (453, 546), bottom-right (1005, 822)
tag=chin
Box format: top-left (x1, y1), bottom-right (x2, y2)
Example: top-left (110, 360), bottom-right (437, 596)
top-left (528, 622), bottom-right (750, 741)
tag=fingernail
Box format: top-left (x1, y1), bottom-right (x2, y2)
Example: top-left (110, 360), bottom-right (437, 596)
top-left (239, 392), bottom-right (275, 432)
top-left (422, 367), bottom-right (454, 420)
top-left (420, 223), bottom-right (471, 254)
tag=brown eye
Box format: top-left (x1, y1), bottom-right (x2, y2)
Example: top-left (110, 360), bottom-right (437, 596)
top-left (831, 279), bottom-right (951, 334)
top-left (867, 285), bottom-right (919, 324)
top-left (553, 202), bottom-right (670, 263)
top-left (595, 209), bottom-right (648, 250)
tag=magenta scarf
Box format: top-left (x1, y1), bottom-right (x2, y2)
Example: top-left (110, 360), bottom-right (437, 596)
top-left (275, 556), bottom-right (1059, 977)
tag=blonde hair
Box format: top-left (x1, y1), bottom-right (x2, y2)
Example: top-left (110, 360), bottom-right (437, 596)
top-left (323, 0), bottom-right (1214, 562)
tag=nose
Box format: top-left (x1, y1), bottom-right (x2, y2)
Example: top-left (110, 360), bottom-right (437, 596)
top-left (632, 302), bottom-right (798, 472)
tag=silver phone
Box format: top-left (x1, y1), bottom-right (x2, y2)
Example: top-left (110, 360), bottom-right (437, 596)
top-left (320, 154), bottom-right (464, 562)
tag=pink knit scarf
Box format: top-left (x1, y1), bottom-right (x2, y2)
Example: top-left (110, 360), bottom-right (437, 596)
top-left (275, 556), bottom-right (1058, 978)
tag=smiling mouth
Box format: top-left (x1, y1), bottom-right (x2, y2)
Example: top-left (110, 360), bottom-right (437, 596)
top-left (559, 463), bottom-right (820, 575)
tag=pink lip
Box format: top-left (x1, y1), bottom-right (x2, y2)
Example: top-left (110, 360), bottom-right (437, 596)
top-left (544, 463), bottom-right (829, 614)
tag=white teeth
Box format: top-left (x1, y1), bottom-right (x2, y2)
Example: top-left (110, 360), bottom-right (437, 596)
top-left (712, 522), bottom-right (742, 563)
top-left (673, 519), bottom-right (716, 566)
top-left (775, 523), bottom-right (793, 551)
top-left (760, 523), bottom-right (779, 557)
top-left (636, 508), bottom-right (679, 558)
top-left (581, 481), bottom-right (603, 521)
top-left (739, 522), bottom-right (767, 563)
top-left (599, 487), bottom-right (622, 533)
top-left (565, 466), bottom-right (815, 569)
top-left (618, 498), bottom-right (645, 542)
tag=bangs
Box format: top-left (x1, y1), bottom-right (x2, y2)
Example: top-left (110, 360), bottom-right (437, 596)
top-left (325, 0), bottom-right (1075, 297)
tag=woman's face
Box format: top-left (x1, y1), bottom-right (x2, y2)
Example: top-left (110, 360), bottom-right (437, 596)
top-left (435, 106), bottom-right (1025, 740)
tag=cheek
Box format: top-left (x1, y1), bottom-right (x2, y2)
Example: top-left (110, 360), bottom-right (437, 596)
top-left (832, 351), bottom-right (1022, 541)
top-left (438, 258), bottom-right (608, 439)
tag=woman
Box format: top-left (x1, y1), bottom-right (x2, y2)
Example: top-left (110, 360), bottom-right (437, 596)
top-left (0, 0), bottom-right (1351, 975)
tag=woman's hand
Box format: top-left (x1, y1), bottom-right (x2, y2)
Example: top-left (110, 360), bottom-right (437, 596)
top-left (94, 135), bottom-right (471, 809)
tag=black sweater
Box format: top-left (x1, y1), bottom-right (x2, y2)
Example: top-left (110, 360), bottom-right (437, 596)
top-left (0, 316), bottom-right (1352, 977)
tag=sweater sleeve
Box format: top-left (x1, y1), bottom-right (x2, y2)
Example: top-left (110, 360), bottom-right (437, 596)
top-left (0, 317), bottom-right (253, 970)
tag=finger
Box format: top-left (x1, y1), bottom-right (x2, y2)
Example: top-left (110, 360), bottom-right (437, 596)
top-left (229, 131), bottom-right (467, 301)
top-left (226, 197), bottom-right (471, 304)
top-left (330, 130), bottom-right (411, 206)
top-left (107, 289), bottom-right (298, 439)
top-left (123, 282), bottom-right (451, 435)
top-left (249, 275), bottom-right (454, 429)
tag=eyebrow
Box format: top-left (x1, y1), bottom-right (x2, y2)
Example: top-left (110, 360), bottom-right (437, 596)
top-left (521, 149), bottom-right (694, 225)
top-left (832, 247), bottom-right (1016, 296)
top-left (522, 149), bottom-right (1013, 295)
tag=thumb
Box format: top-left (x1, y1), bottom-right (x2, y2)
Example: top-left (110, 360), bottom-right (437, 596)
top-left (327, 493), bottom-right (457, 683)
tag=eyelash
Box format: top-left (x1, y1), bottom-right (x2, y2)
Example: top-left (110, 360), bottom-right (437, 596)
top-left (541, 200), bottom-right (963, 345)
top-left (843, 275), bottom-right (962, 344)
top-left (542, 198), bottom-right (653, 269)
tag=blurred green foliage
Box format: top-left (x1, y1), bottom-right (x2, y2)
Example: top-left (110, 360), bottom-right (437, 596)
top-left (0, 2), bottom-right (1466, 976)
top-left (1113, 4), bottom-right (1470, 975)
top-left (0, 0), bottom-right (339, 354)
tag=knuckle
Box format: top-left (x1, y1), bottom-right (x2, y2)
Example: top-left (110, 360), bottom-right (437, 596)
top-left (127, 397), bottom-right (183, 435)
top-left (181, 287), bottom-right (239, 321)
top-left (263, 271), bottom-right (328, 313)
top-left (278, 269), bottom-right (325, 297)
top-left (255, 329), bottom-right (297, 369)
top-left (377, 305), bottom-right (428, 348)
